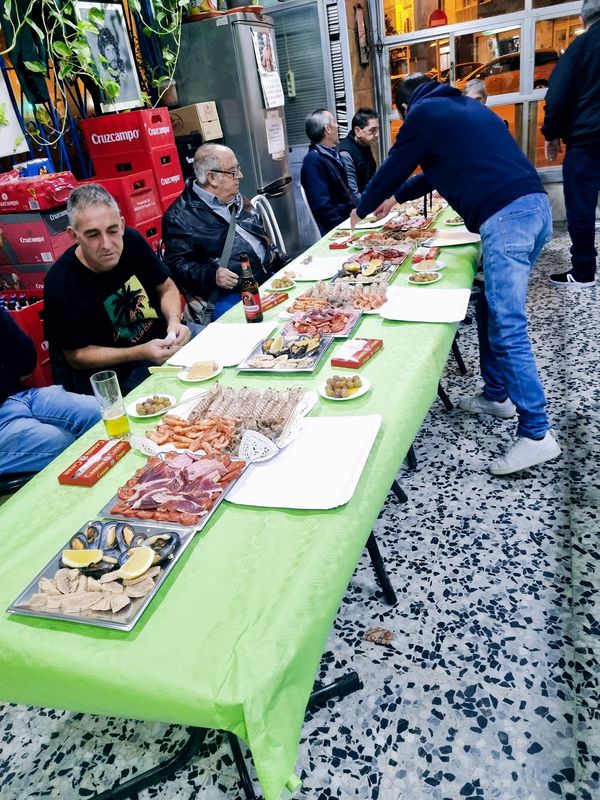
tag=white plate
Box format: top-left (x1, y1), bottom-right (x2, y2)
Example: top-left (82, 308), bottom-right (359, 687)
top-left (445, 219), bottom-right (465, 226)
top-left (318, 376), bottom-right (371, 401)
top-left (412, 260), bottom-right (446, 272)
top-left (264, 278), bottom-right (296, 293)
top-left (127, 393), bottom-right (177, 419)
top-left (177, 364), bottom-right (223, 383)
top-left (407, 272), bottom-right (443, 286)
top-left (336, 211), bottom-right (396, 230)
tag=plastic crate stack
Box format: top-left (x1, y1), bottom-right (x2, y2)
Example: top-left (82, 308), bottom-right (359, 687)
top-left (0, 170), bottom-right (78, 293)
top-left (0, 289), bottom-right (51, 387)
top-left (81, 108), bottom-right (185, 250)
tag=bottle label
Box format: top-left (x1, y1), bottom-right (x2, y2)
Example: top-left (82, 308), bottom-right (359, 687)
top-left (242, 291), bottom-right (262, 321)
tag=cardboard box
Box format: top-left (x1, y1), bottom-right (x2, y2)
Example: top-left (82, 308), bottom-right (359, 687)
top-left (0, 171), bottom-right (77, 212)
top-left (89, 171), bottom-right (161, 226)
top-left (82, 107), bottom-right (176, 159)
top-left (0, 207), bottom-right (71, 266)
top-left (0, 264), bottom-right (51, 291)
top-left (58, 439), bottom-right (131, 487)
top-left (169, 102), bottom-right (223, 141)
top-left (330, 338), bottom-right (383, 369)
top-left (93, 146), bottom-right (184, 205)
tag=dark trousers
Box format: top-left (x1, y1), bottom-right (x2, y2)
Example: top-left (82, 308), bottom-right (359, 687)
top-left (563, 148), bottom-right (600, 281)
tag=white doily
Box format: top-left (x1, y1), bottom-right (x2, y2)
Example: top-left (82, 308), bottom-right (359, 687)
top-left (238, 430), bottom-right (280, 463)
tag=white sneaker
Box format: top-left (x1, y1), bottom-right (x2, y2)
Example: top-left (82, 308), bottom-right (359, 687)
top-left (459, 393), bottom-right (516, 419)
top-left (489, 431), bottom-right (561, 476)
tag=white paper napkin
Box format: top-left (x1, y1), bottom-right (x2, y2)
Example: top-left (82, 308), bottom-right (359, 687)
top-left (227, 415), bottom-right (382, 509)
top-left (380, 287), bottom-right (472, 323)
top-left (167, 322), bottom-right (275, 368)
top-left (292, 255), bottom-right (348, 281)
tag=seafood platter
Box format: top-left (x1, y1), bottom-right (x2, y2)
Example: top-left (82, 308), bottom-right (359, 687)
top-left (143, 384), bottom-right (315, 454)
top-left (238, 332), bottom-right (333, 372)
top-left (8, 518), bottom-right (197, 630)
top-left (283, 307), bottom-right (361, 338)
top-left (334, 248), bottom-right (409, 284)
top-left (286, 282), bottom-right (387, 314)
top-left (412, 245), bottom-right (440, 264)
top-left (356, 231), bottom-right (418, 250)
top-left (100, 451), bottom-right (246, 531)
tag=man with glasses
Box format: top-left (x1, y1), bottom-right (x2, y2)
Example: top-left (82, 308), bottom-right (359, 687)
top-left (337, 108), bottom-right (379, 202)
top-left (162, 144), bottom-right (286, 322)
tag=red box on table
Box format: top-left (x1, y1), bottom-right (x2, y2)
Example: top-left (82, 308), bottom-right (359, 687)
top-left (0, 171), bottom-right (77, 213)
top-left (81, 108), bottom-right (175, 159)
top-left (331, 338), bottom-right (383, 369)
top-left (58, 439), bottom-right (131, 487)
top-left (0, 289), bottom-right (51, 387)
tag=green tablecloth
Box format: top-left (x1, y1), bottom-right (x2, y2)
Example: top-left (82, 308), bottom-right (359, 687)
top-left (0, 215), bottom-right (478, 800)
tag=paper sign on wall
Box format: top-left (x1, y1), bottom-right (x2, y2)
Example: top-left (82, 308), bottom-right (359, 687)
top-left (251, 28), bottom-right (284, 109)
top-left (265, 110), bottom-right (285, 160)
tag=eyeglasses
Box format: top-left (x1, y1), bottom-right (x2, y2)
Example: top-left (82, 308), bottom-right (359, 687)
top-left (210, 165), bottom-right (243, 179)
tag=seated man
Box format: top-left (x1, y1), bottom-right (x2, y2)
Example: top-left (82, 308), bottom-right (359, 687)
top-left (337, 107), bottom-right (379, 202)
top-left (463, 79), bottom-right (488, 105)
top-left (0, 309), bottom-right (100, 475)
top-left (162, 144), bottom-right (287, 322)
top-left (300, 109), bottom-right (356, 235)
top-left (44, 184), bottom-right (191, 395)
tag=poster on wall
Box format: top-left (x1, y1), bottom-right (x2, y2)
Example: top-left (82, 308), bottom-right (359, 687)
top-left (0, 74), bottom-right (29, 158)
top-left (75, 1), bottom-right (143, 112)
top-left (251, 29), bottom-right (284, 109)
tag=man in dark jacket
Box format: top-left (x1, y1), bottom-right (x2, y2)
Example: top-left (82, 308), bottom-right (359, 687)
top-left (0, 309), bottom-right (99, 475)
top-left (337, 108), bottom-right (379, 202)
top-left (300, 109), bottom-right (356, 235)
top-left (542, 0), bottom-right (600, 288)
top-left (351, 75), bottom-right (560, 477)
top-left (162, 144), bottom-right (286, 321)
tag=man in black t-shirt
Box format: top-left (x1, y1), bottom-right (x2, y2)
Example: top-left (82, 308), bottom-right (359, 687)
top-left (45, 184), bottom-right (191, 395)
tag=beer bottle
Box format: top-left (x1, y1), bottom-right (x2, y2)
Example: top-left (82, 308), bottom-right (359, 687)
top-left (240, 253), bottom-right (263, 323)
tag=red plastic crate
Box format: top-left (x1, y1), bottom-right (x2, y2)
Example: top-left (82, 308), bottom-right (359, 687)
top-left (1, 289), bottom-right (51, 387)
top-left (81, 108), bottom-right (175, 159)
top-left (92, 145), bottom-right (184, 203)
top-left (86, 171), bottom-right (162, 227)
top-left (133, 215), bottom-right (162, 250)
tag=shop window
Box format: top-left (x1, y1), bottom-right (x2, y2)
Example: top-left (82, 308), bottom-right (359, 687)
top-left (528, 101), bottom-right (564, 169)
top-left (383, 0), bottom-right (524, 34)
top-left (389, 37), bottom-right (449, 109)
top-left (535, 15), bottom-right (582, 54)
top-left (454, 27), bottom-right (523, 96)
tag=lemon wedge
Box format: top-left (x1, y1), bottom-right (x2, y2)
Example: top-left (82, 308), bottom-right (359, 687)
top-left (117, 546), bottom-right (155, 580)
top-left (62, 548), bottom-right (103, 568)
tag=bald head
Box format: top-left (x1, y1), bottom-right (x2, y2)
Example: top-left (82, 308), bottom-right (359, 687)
top-left (193, 144), bottom-right (243, 204)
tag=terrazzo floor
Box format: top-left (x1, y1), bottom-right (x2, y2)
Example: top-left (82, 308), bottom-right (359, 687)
top-left (1, 227), bottom-right (598, 799)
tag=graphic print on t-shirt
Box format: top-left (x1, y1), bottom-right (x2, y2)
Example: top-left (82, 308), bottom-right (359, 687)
top-left (103, 276), bottom-right (159, 343)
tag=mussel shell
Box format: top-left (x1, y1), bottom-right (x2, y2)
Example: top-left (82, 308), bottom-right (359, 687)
top-left (262, 338), bottom-right (274, 354)
top-left (83, 521), bottom-right (102, 546)
top-left (101, 548), bottom-right (121, 565)
top-left (130, 533), bottom-right (147, 548)
top-left (99, 521), bottom-right (118, 551)
top-left (81, 560), bottom-right (115, 577)
top-left (116, 522), bottom-right (136, 550)
top-left (145, 532), bottom-right (180, 564)
top-left (70, 533), bottom-right (90, 551)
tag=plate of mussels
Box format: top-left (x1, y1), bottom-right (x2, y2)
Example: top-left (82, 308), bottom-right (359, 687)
top-left (237, 331), bottom-right (334, 372)
top-left (7, 519), bottom-right (195, 631)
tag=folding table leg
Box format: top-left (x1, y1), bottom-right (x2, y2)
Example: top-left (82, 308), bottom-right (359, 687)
top-left (91, 726), bottom-right (208, 799)
top-left (451, 337), bottom-right (467, 375)
top-left (307, 671), bottom-right (363, 710)
top-left (406, 445), bottom-right (417, 470)
top-left (437, 383), bottom-right (454, 410)
top-left (366, 532), bottom-right (397, 605)
top-left (391, 479), bottom-right (408, 503)
top-left (227, 733), bottom-right (258, 800)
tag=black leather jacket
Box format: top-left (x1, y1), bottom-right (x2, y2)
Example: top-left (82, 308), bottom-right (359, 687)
top-left (162, 178), bottom-right (287, 301)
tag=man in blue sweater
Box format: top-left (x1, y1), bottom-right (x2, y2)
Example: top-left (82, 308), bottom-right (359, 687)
top-left (351, 74), bottom-right (560, 476)
top-left (0, 309), bottom-right (99, 476)
top-left (301, 109), bottom-right (356, 235)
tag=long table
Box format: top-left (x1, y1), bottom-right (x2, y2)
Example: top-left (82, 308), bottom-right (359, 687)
top-left (0, 215), bottom-right (478, 800)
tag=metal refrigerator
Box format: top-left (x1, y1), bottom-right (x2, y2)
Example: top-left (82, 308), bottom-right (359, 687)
top-left (175, 12), bottom-right (301, 256)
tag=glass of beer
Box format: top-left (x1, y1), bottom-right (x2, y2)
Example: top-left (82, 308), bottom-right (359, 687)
top-left (90, 370), bottom-right (130, 439)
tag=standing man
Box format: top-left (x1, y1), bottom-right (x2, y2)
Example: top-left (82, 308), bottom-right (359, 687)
top-left (542, 0), bottom-right (600, 288)
top-left (301, 109), bottom-right (356, 235)
top-left (162, 144), bottom-right (286, 322)
top-left (337, 108), bottom-right (379, 202)
top-left (45, 184), bottom-right (191, 395)
top-left (351, 74), bottom-right (560, 476)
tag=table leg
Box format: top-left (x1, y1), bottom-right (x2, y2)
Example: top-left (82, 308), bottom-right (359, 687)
top-left (451, 337), bottom-right (467, 375)
top-left (366, 532), bottom-right (397, 605)
top-left (227, 733), bottom-right (258, 799)
top-left (406, 445), bottom-right (417, 471)
top-left (90, 726), bottom-right (208, 799)
top-left (437, 382), bottom-right (454, 411)
top-left (391, 479), bottom-right (408, 503)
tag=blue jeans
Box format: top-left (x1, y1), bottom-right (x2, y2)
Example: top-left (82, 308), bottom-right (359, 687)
top-left (0, 386), bottom-right (100, 475)
top-left (477, 193), bottom-right (553, 439)
top-left (563, 149), bottom-right (600, 281)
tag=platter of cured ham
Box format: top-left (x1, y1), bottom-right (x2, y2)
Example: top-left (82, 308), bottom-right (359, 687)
top-left (99, 451), bottom-right (246, 531)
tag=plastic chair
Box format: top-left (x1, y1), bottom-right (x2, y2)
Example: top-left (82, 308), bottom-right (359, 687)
top-left (299, 184), bottom-right (321, 241)
top-left (250, 194), bottom-right (286, 254)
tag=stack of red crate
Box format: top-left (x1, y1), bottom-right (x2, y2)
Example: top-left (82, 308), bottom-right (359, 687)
top-left (81, 108), bottom-right (184, 249)
top-left (1, 289), bottom-right (51, 387)
top-left (0, 171), bottom-right (77, 291)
